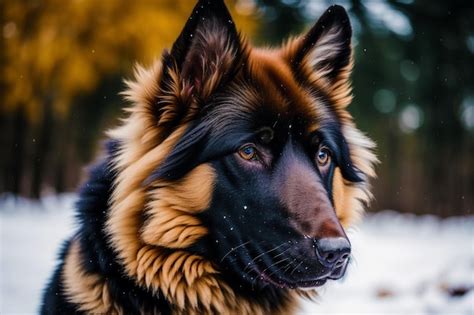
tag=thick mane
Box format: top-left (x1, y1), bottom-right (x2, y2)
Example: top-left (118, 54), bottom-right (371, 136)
top-left (104, 64), bottom-right (299, 313)
top-left (100, 49), bottom-right (375, 312)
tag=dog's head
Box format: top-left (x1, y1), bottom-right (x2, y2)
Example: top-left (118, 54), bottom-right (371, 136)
top-left (106, 0), bottom-right (377, 310)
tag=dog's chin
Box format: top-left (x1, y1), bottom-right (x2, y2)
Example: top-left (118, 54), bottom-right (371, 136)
top-left (254, 270), bottom-right (329, 289)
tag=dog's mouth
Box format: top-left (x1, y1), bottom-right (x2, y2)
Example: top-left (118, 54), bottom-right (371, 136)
top-left (255, 270), bottom-right (329, 289)
top-left (218, 237), bottom-right (350, 290)
top-left (244, 253), bottom-right (350, 289)
top-left (250, 262), bottom-right (348, 289)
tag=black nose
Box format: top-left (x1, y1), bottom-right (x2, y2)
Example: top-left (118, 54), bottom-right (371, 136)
top-left (315, 237), bottom-right (351, 268)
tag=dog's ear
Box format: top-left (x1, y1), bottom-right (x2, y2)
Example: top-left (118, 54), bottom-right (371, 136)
top-left (288, 5), bottom-right (352, 86)
top-left (147, 1), bottom-right (243, 182)
top-left (160, 0), bottom-right (242, 103)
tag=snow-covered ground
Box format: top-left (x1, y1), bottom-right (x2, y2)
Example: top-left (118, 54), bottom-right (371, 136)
top-left (1, 194), bottom-right (473, 314)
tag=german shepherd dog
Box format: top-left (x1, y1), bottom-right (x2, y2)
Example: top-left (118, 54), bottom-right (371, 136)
top-left (42, 1), bottom-right (376, 314)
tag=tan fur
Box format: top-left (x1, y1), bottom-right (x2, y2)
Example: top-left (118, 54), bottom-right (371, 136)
top-left (141, 164), bottom-right (215, 248)
top-left (247, 48), bottom-right (333, 139)
top-left (339, 124), bottom-right (378, 224)
top-left (304, 26), bottom-right (348, 91)
top-left (281, 29), bottom-right (355, 119)
top-left (63, 237), bottom-right (300, 314)
top-left (63, 239), bottom-right (123, 314)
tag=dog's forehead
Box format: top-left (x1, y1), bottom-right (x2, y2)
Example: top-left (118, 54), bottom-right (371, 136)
top-left (243, 48), bottom-right (330, 132)
top-left (208, 47), bottom-right (336, 140)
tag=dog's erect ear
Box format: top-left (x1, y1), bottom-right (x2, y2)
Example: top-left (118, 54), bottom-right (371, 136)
top-left (161, 0), bottom-right (242, 102)
top-left (289, 5), bottom-right (352, 86)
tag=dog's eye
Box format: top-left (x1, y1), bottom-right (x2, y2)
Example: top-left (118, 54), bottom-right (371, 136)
top-left (317, 146), bottom-right (331, 166)
top-left (239, 144), bottom-right (258, 161)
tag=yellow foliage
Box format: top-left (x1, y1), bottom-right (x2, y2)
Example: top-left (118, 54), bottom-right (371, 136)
top-left (1, 0), bottom-right (257, 122)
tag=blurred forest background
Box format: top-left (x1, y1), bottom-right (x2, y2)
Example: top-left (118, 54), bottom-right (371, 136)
top-left (1, 0), bottom-right (473, 216)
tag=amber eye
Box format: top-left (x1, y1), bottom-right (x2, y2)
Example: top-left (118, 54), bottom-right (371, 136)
top-left (239, 144), bottom-right (258, 161)
top-left (317, 146), bottom-right (331, 166)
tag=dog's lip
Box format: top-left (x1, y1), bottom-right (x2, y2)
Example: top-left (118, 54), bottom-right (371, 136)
top-left (251, 265), bottom-right (331, 289)
top-left (250, 258), bottom-right (349, 289)
top-left (256, 270), bottom-right (329, 289)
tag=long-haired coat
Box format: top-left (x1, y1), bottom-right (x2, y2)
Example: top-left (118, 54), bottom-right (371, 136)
top-left (41, 1), bottom-right (377, 314)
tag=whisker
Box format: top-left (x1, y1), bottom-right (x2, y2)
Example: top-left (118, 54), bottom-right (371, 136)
top-left (255, 257), bottom-right (290, 289)
top-left (282, 258), bottom-right (297, 273)
top-left (272, 245), bottom-right (293, 259)
top-left (243, 242), bottom-right (289, 272)
top-left (219, 240), bottom-right (251, 262)
top-left (244, 241), bottom-right (292, 290)
top-left (260, 257), bottom-right (290, 275)
top-left (290, 260), bottom-right (304, 275)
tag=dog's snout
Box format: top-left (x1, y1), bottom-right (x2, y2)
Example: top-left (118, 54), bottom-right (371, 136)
top-left (315, 237), bottom-right (351, 268)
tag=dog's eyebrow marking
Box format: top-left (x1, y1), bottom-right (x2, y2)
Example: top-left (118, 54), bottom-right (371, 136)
top-left (219, 240), bottom-right (252, 262)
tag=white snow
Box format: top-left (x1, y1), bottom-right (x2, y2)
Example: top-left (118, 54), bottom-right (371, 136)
top-left (1, 194), bottom-right (77, 315)
top-left (1, 195), bottom-right (473, 314)
top-left (300, 212), bottom-right (474, 314)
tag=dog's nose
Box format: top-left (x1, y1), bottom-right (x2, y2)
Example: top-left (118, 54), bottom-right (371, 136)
top-left (315, 237), bottom-right (351, 268)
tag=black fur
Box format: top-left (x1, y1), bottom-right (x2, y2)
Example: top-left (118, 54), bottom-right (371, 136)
top-left (41, 140), bottom-right (172, 314)
top-left (41, 239), bottom-right (80, 314)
